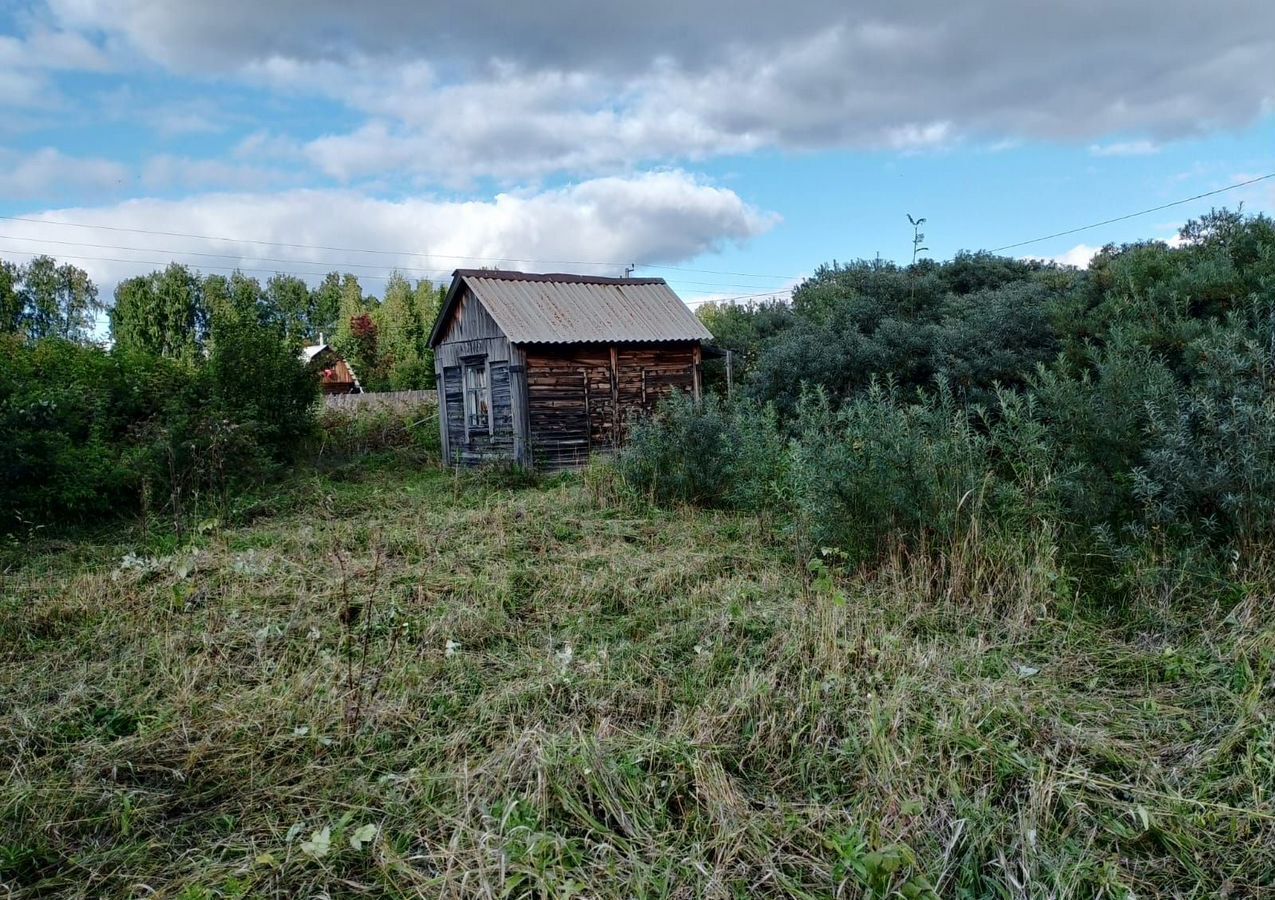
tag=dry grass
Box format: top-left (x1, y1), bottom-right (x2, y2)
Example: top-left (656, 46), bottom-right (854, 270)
top-left (1, 458), bottom-right (1272, 898)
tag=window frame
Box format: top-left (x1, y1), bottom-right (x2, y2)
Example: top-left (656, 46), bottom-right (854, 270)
top-left (462, 357), bottom-right (490, 437)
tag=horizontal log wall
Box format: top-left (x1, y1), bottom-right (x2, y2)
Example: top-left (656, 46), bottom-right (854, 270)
top-left (524, 343), bottom-right (698, 469)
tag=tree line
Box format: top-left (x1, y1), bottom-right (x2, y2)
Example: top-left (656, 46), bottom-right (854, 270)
top-left (1, 257), bottom-right (446, 531)
top-left (108, 265), bottom-right (444, 392)
top-left (1, 256), bottom-right (445, 393)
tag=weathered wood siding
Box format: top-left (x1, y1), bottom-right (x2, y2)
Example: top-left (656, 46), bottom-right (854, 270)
top-left (434, 287), bottom-right (518, 464)
top-left (442, 360), bottom-right (515, 466)
top-left (433, 289), bottom-right (511, 368)
top-left (523, 343), bottom-right (698, 469)
top-left (524, 346), bottom-right (608, 469)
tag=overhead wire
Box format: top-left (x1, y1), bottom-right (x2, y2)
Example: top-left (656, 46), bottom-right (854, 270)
top-left (0, 211), bottom-right (801, 281)
top-left (0, 245), bottom-right (408, 282)
top-left (4, 170), bottom-right (1269, 302)
top-left (0, 231), bottom-right (798, 293)
top-left (990, 172), bottom-right (1275, 252)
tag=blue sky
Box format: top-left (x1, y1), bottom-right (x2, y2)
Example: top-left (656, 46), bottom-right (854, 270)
top-left (1, 0), bottom-right (1272, 306)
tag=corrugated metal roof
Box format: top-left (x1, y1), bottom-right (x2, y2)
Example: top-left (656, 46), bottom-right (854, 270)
top-left (437, 270), bottom-right (712, 345)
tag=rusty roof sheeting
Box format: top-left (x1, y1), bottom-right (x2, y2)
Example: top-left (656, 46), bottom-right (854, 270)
top-left (441, 270), bottom-right (712, 345)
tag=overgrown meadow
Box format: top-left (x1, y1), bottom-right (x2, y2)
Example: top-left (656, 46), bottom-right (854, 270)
top-left (5, 452), bottom-right (1271, 898)
top-left (2, 210), bottom-right (1273, 898)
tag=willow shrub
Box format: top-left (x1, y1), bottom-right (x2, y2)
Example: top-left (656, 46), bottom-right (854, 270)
top-left (786, 383), bottom-right (1055, 564)
top-left (619, 383), bottom-right (1051, 566)
top-left (619, 392), bottom-right (785, 510)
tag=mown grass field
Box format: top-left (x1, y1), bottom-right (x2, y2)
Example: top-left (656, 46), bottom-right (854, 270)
top-left (1, 456), bottom-right (1272, 898)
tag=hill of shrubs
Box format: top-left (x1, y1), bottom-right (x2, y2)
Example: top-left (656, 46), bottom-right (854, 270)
top-left (624, 209), bottom-right (1275, 602)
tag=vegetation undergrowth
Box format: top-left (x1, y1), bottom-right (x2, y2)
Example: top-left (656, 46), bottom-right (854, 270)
top-left (2, 457), bottom-right (1271, 898)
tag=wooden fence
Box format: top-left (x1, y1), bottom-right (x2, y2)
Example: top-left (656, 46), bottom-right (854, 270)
top-left (322, 390), bottom-right (437, 412)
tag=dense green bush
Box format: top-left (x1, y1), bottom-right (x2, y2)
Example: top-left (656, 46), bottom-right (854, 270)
top-left (620, 392), bottom-right (784, 509)
top-left (788, 384), bottom-right (1001, 561)
top-left (0, 320), bottom-right (319, 532)
top-left (706, 254), bottom-right (1073, 415)
top-left (622, 383), bottom-right (1053, 565)
top-left (1, 336), bottom-right (183, 524)
top-left (633, 210), bottom-right (1275, 587)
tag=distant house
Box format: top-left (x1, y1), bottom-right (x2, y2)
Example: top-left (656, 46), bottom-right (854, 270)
top-left (428, 269), bottom-right (711, 469)
top-left (300, 342), bottom-right (362, 395)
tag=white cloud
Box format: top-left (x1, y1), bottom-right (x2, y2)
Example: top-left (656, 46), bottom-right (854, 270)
top-left (0, 27), bottom-right (111, 73)
top-left (0, 25), bottom-right (113, 111)
top-left (1028, 243), bottom-right (1101, 268)
top-left (1089, 140), bottom-right (1161, 157)
top-left (0, 171), bottom-right (775, 297)
top-left (139, 155), bottom-right (299, 191)
top-left (0, 147), bottom-right (128, 199)
top-left (37, 1), bottom-right (1275, 184)
top-left (94, 86), bottom-right (232, 137)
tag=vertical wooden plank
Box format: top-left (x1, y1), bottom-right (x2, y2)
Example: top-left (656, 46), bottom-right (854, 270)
top-left (581, 368), bottom-right (591, 451)
top-left (485, 358), bottom-right (494, 436)
top-left (609, 344), bottom-right (620, 447)
top-left (692, 344), bottom-right (703, 402)
top-left (464, 362), bottom-right (474, 446)
top-left (435, 371), bottom-right (448, 463)
top-left (509, 344), bottom-right (530, 468)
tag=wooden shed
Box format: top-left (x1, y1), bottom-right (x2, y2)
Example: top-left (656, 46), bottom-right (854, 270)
top-left (300, 343), bottom-right (362, 395)
top-left (429, 270), bottom-right (711, 468)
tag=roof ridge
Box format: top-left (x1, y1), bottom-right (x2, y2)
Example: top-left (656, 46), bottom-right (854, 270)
top-left (454, 268), bottom-right (666, 286)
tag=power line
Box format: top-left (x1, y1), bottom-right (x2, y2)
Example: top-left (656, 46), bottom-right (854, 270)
top-left (0, 231), bottom-right (795, 293)
top-left (991, 172), bottom-right (1275, 253)
top-left (0, 242), bottom-right (408, 280)
top-left (684, 289), bottom-right (795, 306)
top-left (0, 233), bottom-right (455, 280)
top-left (0, 212), bottom-right (800, 281)
top-left (643, 263), bottom-right (800, 280)
top-left (12, 168), bottom-right (1266, 296)
top-left (0, 241), bottom-right (793, 301)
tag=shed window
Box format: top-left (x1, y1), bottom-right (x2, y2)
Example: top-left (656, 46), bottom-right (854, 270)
top-left (464, 360), bottom-right (489, 429)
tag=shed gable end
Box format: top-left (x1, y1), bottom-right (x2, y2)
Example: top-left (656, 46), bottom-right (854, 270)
top-left (434, 287), bottom-right (506, 348)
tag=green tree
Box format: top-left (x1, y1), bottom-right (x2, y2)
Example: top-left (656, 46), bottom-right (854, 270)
top-left (110, 264), bottom-right (206, 359)
top-left (18, 255), bottom-right (101, 342)
top-left (203, 271), bottom-right (265, 329)
top-left (378, 271), bottom-right (436, 389)
top-left (0, 260), bottom-right (20, 335)
top-left (206, 301), bottom-right (319, 461)
top-left (332, 275), bottom-right (367, 356)
top-left (311, 272), bottom-right (345, 340)
top-left (264, 274), bottom-right (315, 344)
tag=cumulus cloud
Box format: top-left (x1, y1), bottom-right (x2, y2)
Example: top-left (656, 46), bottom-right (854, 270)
top-left (0, 23), bottom-right (113, 110)
top-left (0, 171), bottom-right (775, 295)
top-left (139, 155), bottom-right (303, 191)
top-left (0, 147), bottom-right (128, 199)
top-left (32, 0), bottom-right (1275, 183)
top-left (1031, 243), bottom-right (1102, 268)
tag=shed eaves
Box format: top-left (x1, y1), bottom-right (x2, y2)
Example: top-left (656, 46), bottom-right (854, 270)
top-left (449, 271), bottom-right (712, 345)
